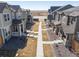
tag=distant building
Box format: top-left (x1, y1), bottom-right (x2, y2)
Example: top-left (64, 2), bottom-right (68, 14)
top-left (26, 10), bottom-right (33, 30)
top-left (48, 6), bottom-right (61, 21)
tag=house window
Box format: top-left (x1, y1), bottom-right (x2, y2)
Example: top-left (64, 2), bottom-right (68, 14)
top-left (4, 14), bottom-right (7, 21)
top-left (7, 14), bottom-right (10, 20)
top-left (71, 17), bottom-right (76, 24)
top-left (3, 14), bottom-right (10, 21)
top-left (6, 32), bottom-right (8, 36)
top-left (8, 31), bottom-right (10, 35)
top-left (67, 16), bottom-right (70, 25)
top-left (71, 17), bottom-right (73, 24)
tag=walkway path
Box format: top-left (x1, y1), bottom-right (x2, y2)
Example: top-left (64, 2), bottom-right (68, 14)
top-left (43, 40), bottom-right (64, 44)
top-left (36, 22), bottom-right (44, 57)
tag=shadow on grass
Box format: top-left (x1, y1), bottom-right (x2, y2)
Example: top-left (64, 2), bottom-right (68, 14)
top-left (26, 23), bottom-right (34, 30)
top-left (0, 36), bottom-right (28, 57)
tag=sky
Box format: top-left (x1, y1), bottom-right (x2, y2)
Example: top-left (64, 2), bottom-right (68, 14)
top-left (6, 1), bottom-right (79, 10)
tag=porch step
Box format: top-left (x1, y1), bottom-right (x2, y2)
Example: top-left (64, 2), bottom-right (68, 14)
top-left (26, 30), bottom-right (38, 33)
top-left (27, 34), bottom-right (38, 38)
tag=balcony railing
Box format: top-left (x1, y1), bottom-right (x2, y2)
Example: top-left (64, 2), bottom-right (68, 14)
top-left (12, 32), bottom-right (19, 36)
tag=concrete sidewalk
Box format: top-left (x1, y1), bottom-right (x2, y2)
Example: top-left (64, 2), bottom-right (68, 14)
top-left (36, 22), bottom-right (44, 57)
top-left (43, 40), bottom-right (64, 44)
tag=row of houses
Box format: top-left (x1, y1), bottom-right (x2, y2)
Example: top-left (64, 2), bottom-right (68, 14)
top-left (0, 2), bottom-right (33, 47)
top-left (48, 4), bottom-right (79, 55)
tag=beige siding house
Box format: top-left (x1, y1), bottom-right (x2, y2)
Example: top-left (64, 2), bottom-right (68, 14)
top-left (0, 2), bottom-right (32, 48)
top-left (0, 3), bottom-right (12, 46)
top-left (63, 7), bottom-right (79, 54)
top-left (55, 7), bottom-right (79, 55)
top-left (48, 5), bottom-right (79, 55)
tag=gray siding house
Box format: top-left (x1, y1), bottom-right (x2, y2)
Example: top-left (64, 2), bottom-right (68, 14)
top-left (10, 5), bottom-right (27, 36)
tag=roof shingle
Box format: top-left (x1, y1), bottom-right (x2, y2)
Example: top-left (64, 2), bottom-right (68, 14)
top-left (0, 2), bottom-right (8, 13)
top-left (9, 5), bottom-right (20, 11)
top-left (53, 4), bottom-right (74, 12)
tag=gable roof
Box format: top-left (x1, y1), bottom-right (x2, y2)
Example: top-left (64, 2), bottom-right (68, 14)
top-left (0, 2), bottom-right (8, 13)
top-left (53, 4), bottom-right (74, 13)
top-left (50, 6), bottom-right (61, 12)
top-left (9, 5), bottom-right (21, 11)
top-left (62, 7), bottom-right (79, 16)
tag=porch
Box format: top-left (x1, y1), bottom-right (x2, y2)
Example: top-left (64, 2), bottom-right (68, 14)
top-left (11, 20), bottom-right (27, 36)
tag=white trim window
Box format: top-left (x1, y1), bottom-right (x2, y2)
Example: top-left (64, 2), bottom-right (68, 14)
top-left (3, 14), bottom-right (7, 21)
top-left (3, 14), bottom-right (10, 21)
top-left (7, 14), bottom-right (10, 21)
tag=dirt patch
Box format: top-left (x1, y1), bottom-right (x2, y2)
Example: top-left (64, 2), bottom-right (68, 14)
top-left (42, 30), bottom-right (48, 41)
top-left (42, 22), bottom-right (46, 29)
top-left (42, 21), bottom-right (48, 41)
top-left (16, 37), bottom-right (37, 57)
top-left (32, 21), bottom-right (39, 32)
top-left (43, 44), bottom-right (53, 57)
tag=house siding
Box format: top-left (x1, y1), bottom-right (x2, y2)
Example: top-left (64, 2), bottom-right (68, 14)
top-left (16, 9), bottom-right (22, 19)
top-left (11, 11), bottom-right (15, 19)
top-left (75, 16), bottom-right (79, 33)
top-left (61, 16), bottom-right (77, 34)
top-left (3, 7), bottom-right (12, 27)
top-left (0, 6), bottom-right (12, 43)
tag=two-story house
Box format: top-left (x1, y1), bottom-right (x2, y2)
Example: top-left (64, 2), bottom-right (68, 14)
top-left (10, 5), bottom-right (25, 36)
top-left (0, 2), bottom-right (12, 46)
top-left (58, 7), bottom-right (79, 54)
top-left (26, 9), bottom-right (33, 30)
top-left (0, 2), bottom-right (33, 47)
top-left (47, 5), bottom-right (74, 35)
top-left (48, 6), bottom-right (61, 24)
top-left (51, 4), bottom-right (74, 35)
